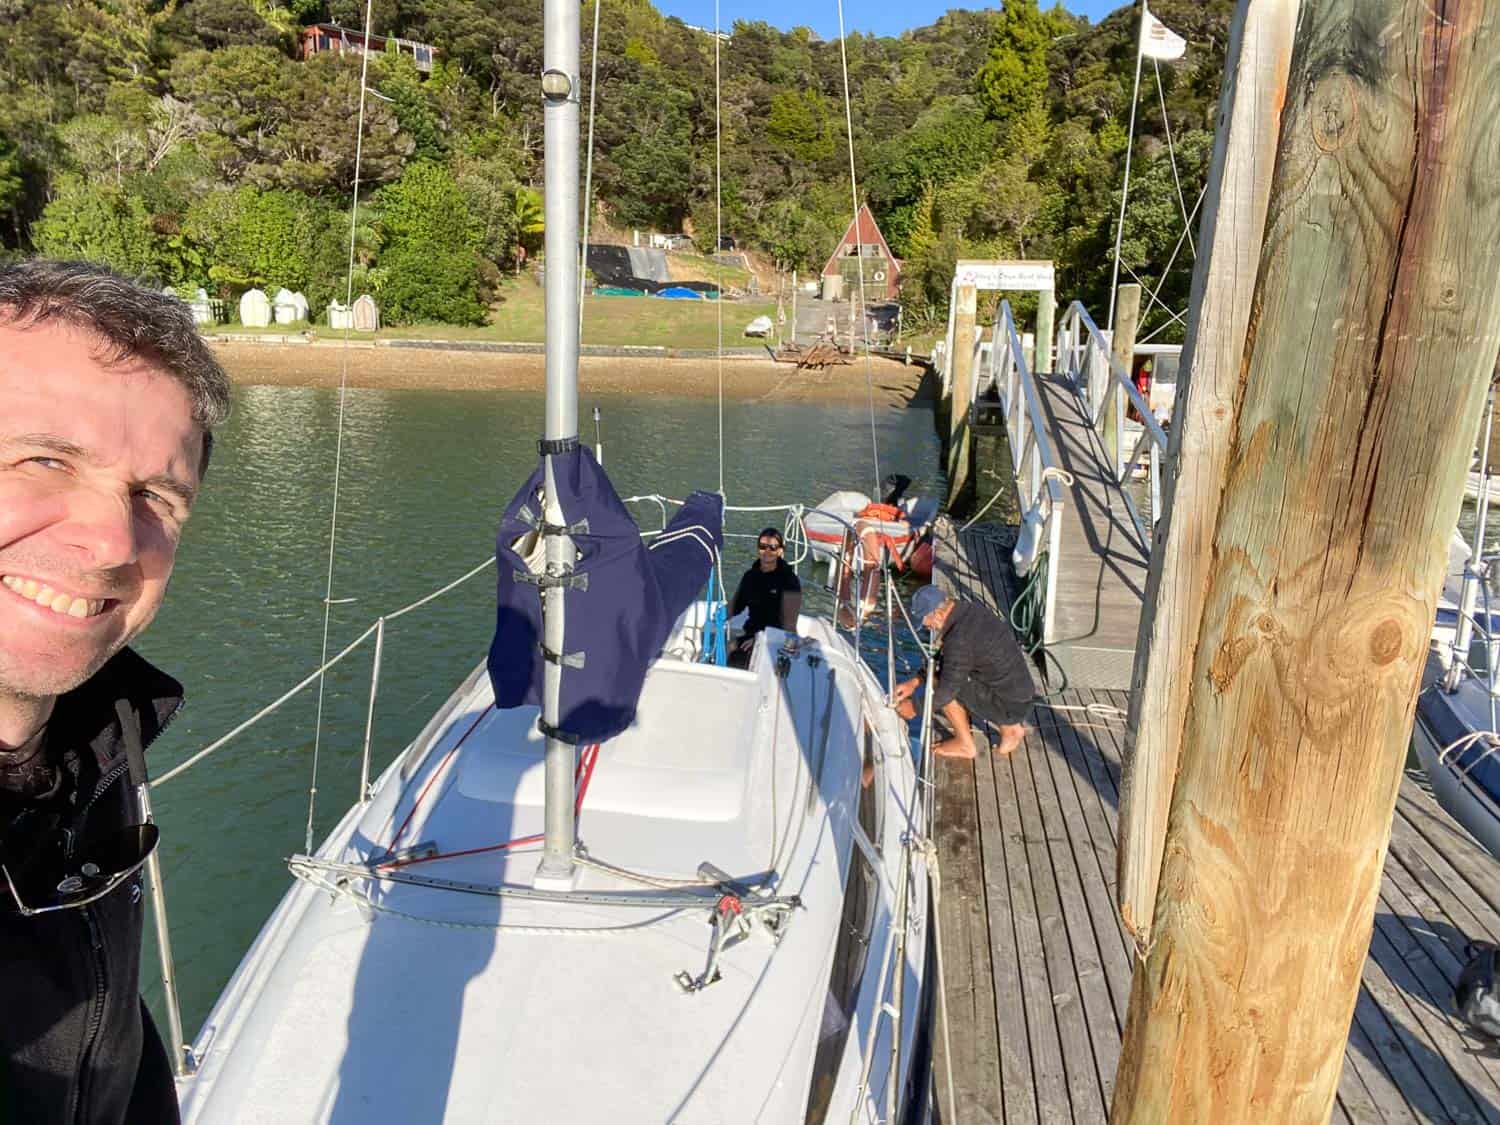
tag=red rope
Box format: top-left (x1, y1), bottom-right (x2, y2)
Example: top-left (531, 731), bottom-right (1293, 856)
top-left (575, 743), bottom-right (599, 819)
top-left (385, 705), bottom-right (494, 853)
top-left (377, 740), bottom-right (602, 872)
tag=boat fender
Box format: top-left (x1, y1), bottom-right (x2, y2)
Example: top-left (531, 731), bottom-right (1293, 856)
top-left (1456, 942), bottom-right (1500, 1039)
top-left (1013, 508), bottom-right (1044, 577)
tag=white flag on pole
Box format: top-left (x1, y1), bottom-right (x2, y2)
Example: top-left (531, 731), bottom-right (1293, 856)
top-left (1139, 5), bottom-right (1187, 61)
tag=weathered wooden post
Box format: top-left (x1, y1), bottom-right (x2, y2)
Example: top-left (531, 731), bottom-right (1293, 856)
top-left (1035, 288), bottom-right (1055, 375)
top-left (1111, 2), bottom-right (1500, 1123)
top-left (790, 268), bottom-right (798, 348)
top-left (1118, 0), bottom-right (1301, 949)
top-left (945, 282), bottom-right (978, 509)
top-left (1104, 284), bottom-right (1140, 480)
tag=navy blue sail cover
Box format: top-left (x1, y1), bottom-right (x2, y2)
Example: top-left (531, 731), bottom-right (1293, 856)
top-left (488, 447), bottom-right (724, 743)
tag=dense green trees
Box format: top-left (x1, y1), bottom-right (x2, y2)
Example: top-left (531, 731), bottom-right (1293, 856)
top-left (0, 0), bottom-right (1232, 334)
top-left (885, 0), bottom-right (1233, 337)
top-left (34, 182), bottom-right (159, 276)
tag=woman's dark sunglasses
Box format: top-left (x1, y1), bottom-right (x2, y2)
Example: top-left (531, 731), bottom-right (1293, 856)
top-left (757, 542), bottom-right (782, 551)
top-left (2, 824), bottom-right (158, 916)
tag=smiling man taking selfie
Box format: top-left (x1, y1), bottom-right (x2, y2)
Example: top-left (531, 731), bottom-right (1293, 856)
top-left (0, 260), bottom-right (229, 1123)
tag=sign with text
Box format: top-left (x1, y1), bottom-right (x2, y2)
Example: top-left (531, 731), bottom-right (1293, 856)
top-left (954, 260), bottom-right (1055, 291)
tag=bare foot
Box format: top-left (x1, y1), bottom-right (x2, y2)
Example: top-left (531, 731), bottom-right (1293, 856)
top-left (995, 723), bottom-right (1028, 756)
top-left (932, 738), bottom-right (977, 760)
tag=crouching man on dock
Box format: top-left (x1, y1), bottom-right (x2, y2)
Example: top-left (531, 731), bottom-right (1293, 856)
top-left (0, 260), bottom-right (229, 1123)
top-left (892, 585), bottom-right (1032, 759)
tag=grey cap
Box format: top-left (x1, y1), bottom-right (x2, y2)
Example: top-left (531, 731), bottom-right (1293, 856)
top-left (911, 585), bottom-right (947, 622)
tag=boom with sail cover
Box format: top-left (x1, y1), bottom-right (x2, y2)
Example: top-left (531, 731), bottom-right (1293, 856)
top-left (488, 445), bottom-right (724, 743)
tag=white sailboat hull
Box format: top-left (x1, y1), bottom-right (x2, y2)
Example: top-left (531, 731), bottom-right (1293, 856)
top-left (176, 618), bottom-right (932, 1123)
top-left (1412, 681), bottom-right (1500, 862)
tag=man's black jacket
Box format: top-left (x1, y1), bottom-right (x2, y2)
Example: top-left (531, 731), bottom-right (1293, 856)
top-left (934, 602), bottom-right (1033, 711)
top-left (1, 648), bottom-right (183, 1124)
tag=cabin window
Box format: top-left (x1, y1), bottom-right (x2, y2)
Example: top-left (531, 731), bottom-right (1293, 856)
top-left (858, 724), bottom-right (882, 852)
top-left (803, 838), bottom-right (878, 1122)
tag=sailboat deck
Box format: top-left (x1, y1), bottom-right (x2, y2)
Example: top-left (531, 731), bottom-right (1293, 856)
top-left (932, 525), bottom-right (1500, 1124)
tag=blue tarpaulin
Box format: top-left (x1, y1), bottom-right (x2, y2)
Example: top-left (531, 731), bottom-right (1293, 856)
top-left (488, 447), bottom-right (723, 743)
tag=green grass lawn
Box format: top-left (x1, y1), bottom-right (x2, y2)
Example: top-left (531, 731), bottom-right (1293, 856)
top-left (211, 279), bottom-right (777, 350)
top-left (667, 251), bottom-right (756, 291)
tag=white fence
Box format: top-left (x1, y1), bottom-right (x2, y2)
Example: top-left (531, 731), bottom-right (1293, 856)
top-left (1053, 301), bottom-right (1169, 547)
top-left (975, 301), bottom-right (1066, 645)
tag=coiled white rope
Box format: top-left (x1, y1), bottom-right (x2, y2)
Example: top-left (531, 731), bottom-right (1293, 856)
top-left (1437, 729), bottom-right (1500, 776)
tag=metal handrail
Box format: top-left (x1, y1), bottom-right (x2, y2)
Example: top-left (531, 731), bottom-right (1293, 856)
top-left (1055, 301), bottom-right (1168, 546)
top-left (980, 300), bottom-right (1067, 645)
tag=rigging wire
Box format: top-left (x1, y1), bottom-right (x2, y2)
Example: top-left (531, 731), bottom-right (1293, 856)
top-left (835, 0), bottom-right (883, 499)
top-left (714, 0), bottom-right (725, 496)
top-left (305, 0), bottom-right (376, 855)
top-left (578, 0), bottom-right (603, 338)
top-left (1153, 58), bottom-right (1195, 257)
top-left (1134, 182), bottom-right (1206, 332)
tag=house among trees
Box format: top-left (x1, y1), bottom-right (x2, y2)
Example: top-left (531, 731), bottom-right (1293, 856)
top-left (298, 24), bottom-right (438, 75)
top-left (821, 204), bottom-right (901, 303)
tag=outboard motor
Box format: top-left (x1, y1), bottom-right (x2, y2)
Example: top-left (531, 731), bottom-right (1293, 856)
top-left (881, 473), bottom-right (912, 507)
top-left (1456, 941), bottom-right (1500, 1039)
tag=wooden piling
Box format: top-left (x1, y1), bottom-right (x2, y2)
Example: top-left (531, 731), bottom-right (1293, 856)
top-left (790, 269), bottom-right (798, 347)
top-left (1104, 285), bottom-right (1140, 478)
top-left (1117, 0), bottom-right (1301, 950)
top-left (1035, 289), bottom-right (1055, 375)
top-left (1111, 2), bottom-right (1500, 1122)
top-left (945, 282), bottom-right (978, 509)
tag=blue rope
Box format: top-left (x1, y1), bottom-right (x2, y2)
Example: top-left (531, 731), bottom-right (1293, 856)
top-left (700, 560), bottom-right (729, 666)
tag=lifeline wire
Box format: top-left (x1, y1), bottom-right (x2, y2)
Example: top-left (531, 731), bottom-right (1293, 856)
top-left (835, 0), bottom-right (882, 499)
top-left (307, 0), bottom-right (376, 855)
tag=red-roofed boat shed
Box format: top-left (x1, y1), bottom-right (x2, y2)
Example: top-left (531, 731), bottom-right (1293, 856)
top-left (821, 204), bottom-right (901, 302)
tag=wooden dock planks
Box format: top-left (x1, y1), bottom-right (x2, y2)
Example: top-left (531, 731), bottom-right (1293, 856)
top-left (930, 528), bottom-right (1500, 1125)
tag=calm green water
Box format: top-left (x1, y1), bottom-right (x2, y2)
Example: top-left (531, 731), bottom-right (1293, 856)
top-left (135, 380), bottom-right (943, 1034)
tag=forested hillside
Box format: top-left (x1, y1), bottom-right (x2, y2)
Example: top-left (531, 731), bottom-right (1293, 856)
top-left (0, 0), bottom-right (1233, 332)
